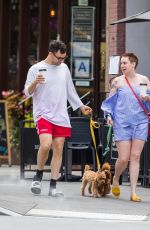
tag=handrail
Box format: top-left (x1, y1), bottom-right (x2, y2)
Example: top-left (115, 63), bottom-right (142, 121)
top-left (79, 91), bottom-right (91, 100)
top-left (67, 91), bottom-right (91, 110)
top-left (18, 96), bottom-right (31, 105)
top-left (18, 91), bottom-right (92, 109)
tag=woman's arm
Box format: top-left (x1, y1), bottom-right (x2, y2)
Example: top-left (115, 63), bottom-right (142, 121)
top-left (109, 77), bottom-right (118, 95)
top-left (101, 78), bottom-right (119, 125)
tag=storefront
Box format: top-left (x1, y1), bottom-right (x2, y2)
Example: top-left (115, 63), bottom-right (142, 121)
top-left (0, 0), bottom-right (107, 117)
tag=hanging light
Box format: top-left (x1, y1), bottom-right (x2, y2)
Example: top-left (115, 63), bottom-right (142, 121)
top-left (50, 9), bottom-right (55, 17)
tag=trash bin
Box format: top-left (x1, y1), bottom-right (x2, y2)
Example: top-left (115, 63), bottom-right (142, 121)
top-left (140, 135), bottom-right (150, 188)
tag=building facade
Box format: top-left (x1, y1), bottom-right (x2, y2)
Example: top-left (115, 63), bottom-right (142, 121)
top-left (3, 0), bottom-right (149, 117)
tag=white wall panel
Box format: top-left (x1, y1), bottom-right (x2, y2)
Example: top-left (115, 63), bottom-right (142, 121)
top-left (126, 0), bottom-right (150, 78)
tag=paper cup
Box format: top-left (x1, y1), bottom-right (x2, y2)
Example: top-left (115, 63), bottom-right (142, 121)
top-left (39, 69), bottom-right (47, 83)
top-left (140, 83), bottom-right (147, 96)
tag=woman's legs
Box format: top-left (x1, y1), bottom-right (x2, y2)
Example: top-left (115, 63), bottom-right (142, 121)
top-left (113, 139), bottom-right (145, 200)
top-left (113, 140), bottom-right (131, 187)
top-left (129, 139), bottom-right (145, 196)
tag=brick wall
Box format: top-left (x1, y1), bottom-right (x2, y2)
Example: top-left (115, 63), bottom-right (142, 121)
top-left (105, 0), bottom-right (126, 91)
top-left (108, 0), bottom-right (126, 56)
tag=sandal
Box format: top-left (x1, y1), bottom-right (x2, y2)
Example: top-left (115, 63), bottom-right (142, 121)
top-left (112, 186), bottom-right (120, 197)
top-left (111, 176), bottom-right (120, 197)
top-left (130, 194), bottom-right (141, 202)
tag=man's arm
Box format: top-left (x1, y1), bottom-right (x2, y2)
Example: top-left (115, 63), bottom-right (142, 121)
top-left (65, 65), bottom-right (92, 114)
top-left (104, 77), bottom-right (118, 125)
top-left (24, 70), bottom-right (45, 96)
top-left (28, 80), bottom-right (37, 95)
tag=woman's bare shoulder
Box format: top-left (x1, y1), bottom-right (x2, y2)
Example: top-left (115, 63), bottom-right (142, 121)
top-left (111, 75), bottom-right (124, 86)
top-left (137, 74), bottom-right (150, 83)
top-left (109, 75), bottom-right (124, 94)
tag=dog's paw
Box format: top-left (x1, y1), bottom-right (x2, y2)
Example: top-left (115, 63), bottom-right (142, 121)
top-left (80, 188), bottom-right (85, 196)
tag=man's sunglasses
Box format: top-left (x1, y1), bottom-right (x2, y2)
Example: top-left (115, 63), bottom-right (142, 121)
top-left (52, 52), bottom-right (68, 61)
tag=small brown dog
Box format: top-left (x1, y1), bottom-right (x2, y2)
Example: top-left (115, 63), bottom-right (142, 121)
top-left (80, 163), bottom-right (111, 198)
top-left (99, 163), bottom-right (111, 196)
top-left (80, 165), bottom-right (96, 196)
top-left (92, 170), bottom-right (106, 198)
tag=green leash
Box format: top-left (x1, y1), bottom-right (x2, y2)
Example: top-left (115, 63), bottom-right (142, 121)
top-left (103, 125), bottom-right (112, 157)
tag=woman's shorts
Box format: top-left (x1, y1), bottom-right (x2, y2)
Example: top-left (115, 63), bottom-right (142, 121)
top-left (113, 122), bottom-right (148, 141)
top-left (37, 118), bottom-right (71, 138)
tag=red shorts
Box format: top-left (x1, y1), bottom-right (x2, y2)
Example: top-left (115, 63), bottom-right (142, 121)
top-left (37, 118), bottom-right (71, 138)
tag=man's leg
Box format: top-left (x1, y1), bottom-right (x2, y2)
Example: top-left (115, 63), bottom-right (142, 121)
top-left (31, 133), bottom-right (52, 194)
top-left (49, 137), bottom-right (65, 197)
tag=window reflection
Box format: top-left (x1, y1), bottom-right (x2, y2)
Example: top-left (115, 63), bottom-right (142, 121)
top-left (8, 0), bottom-right (57, 89)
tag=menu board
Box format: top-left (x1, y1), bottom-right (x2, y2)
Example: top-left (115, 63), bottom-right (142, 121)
top-left (73, 24), bottom-right (93, 41)
top-left (71, 6), bottom-right (95, 83)
top-left (0, 100), bottom-right (11, 165)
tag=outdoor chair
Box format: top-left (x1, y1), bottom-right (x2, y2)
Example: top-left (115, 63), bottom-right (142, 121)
top-left (63, 117), bottom-right (96, 181)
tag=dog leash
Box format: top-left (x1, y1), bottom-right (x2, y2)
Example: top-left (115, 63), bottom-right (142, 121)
top-left (103, 125), bottom-right (112, 157)
top-left (90, 115), bottom-right (101, 170)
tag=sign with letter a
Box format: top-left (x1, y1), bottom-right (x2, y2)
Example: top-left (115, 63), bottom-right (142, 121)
top-left (71, 7), bottom-right (95, 81)
top-left (75, 59), bottom-right (90, 77)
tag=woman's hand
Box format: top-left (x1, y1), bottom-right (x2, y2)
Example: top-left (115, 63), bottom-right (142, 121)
top-left (140, 95), bottom-right (150, 101)
top-left (106, 115), bottom-right (113, 126)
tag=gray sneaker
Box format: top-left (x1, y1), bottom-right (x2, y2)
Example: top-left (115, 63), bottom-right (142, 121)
top-left (48, 188), bottom-right (64, 197)
top-left (31, 181), bottom-right (42, 195)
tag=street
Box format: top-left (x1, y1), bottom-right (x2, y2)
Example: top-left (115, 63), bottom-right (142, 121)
top-left (0, 166), bottom-right (150, 229)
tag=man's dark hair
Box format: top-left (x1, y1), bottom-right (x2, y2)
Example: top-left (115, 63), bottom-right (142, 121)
top-left (49, 40), bottom-right (67, 53)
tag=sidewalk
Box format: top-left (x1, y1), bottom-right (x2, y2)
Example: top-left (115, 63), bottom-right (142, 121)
top-left (0, 165), bottom-right (150, 221)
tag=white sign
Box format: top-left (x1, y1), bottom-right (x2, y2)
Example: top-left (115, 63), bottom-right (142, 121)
top-left (109, 56), bottom-right (120, 75)
top-left (78, 0), bottom-right (88, 6)
top-left (75, 81), bottom-right (90, 86)
top-left (75, 59), bottom-right (90, 77)
top-left (71, 7), bottom-right (95, 80)
top-left (73, 42), bottom-right (92, 57)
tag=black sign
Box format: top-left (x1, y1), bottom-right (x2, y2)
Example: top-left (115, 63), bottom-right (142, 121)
top-left (73, 8), bottom-right (93, 24)
top-left (73, 24), bottom-right (93, 41)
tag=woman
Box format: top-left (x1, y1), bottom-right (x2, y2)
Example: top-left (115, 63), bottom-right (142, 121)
top-left (101, 53), bottom-right (150, 202)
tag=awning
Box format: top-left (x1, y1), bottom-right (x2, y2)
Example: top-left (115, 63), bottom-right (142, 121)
top-left (111, 9), bottom-right (150, 25)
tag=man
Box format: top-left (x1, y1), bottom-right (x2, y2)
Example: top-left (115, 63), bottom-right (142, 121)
top-left (24, 40), bottom-right (92, 197)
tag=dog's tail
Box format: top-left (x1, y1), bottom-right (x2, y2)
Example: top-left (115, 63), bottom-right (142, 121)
top-left (84, 164), bottom-right (91, 172)
top-left (102, 162), bottom-right (111, 171)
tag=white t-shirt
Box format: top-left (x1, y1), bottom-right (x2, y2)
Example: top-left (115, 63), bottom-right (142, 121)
top-left (24, 61), bottom-right (83, 127)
